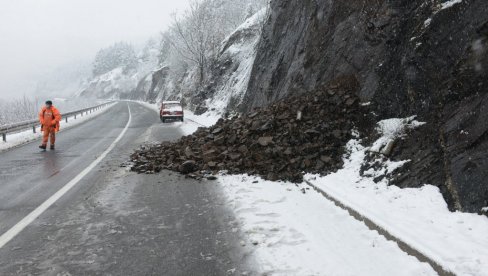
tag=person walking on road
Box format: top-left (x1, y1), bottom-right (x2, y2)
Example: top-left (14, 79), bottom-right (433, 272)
top-left (38, 100), bottom-right (61, 150)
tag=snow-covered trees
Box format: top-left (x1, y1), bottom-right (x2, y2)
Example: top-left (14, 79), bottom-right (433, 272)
top-left (165, 0), bottom-right (219, 83)
top-left (92, 42), bottom-right (137, 76)
top-left (0, 96), bottom-right (39, 125)
top-left (162, 0), bottom-right (268, 85)
top-left (140, 38), bottom-right (159, 64)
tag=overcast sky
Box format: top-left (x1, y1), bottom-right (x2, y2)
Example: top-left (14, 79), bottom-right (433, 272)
top-left (0, 0), bottom-right (190, 100)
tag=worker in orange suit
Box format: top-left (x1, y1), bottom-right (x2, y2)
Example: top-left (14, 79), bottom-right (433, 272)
top-left (38, 100), bottom-right (61, 150)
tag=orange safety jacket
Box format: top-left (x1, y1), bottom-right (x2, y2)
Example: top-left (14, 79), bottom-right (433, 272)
top-left (39, 106), bottom-right (61, 132)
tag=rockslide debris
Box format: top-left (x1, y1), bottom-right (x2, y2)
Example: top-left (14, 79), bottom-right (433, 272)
top-left (130, 79), bottom-right (369, 182)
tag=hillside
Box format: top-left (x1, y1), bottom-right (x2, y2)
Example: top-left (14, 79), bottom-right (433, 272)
top-left (241, 0), bottom-right (488, 213)
top-left (78, 0), bottom-right (487, 214)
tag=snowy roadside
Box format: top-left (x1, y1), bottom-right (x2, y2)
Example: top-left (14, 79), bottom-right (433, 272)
top-left (138, 102), bottom-right (488, 275)
top-left (182, 111), bottom-right (488, 275)
top-left (0, 102), bottom-right (117, 153)
top-left (304, 134), bottom-right (488, 274)
top-left (217, 174), bottom-right (436, 275)
top-left (176, 112), bottom-right (437, 275)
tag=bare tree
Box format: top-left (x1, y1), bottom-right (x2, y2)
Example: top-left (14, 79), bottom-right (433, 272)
top-left (157, 0), bottom-right (268, 98)
top-left (0, 95), bottom-right (39, 125)
top-left (165, 0), bottom-right (217, 84)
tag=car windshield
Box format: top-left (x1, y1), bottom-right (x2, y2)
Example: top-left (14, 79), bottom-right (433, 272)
top-left (163, 103), bottom-right (182, 111)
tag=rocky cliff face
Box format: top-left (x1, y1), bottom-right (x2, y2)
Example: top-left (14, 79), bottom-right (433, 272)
top-left (191, 10), bottom-right (266, 114)
top-left (243, 0), bottom-right (488, 213)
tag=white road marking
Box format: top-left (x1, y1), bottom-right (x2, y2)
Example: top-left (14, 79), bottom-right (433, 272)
top-left (0, 103), bottom-right (132, 249)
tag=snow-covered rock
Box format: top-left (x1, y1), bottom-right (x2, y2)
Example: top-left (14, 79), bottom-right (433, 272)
top-left (199, 8), bottom-right (267, 114)
top-left (79, 40), bottom-right (160, 100)
top-left (79, 67), bottom-right (138, 99)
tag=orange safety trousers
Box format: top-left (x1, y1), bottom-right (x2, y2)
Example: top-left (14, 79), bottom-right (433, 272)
top-left (42, 126), bottom-right (56, 146)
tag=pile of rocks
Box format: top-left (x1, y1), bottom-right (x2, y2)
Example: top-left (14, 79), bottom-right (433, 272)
top-left (130, 81), bottom-right (368, 182)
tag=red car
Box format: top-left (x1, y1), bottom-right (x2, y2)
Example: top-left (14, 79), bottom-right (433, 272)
top-left (160, 101), bottom-right (184, 123)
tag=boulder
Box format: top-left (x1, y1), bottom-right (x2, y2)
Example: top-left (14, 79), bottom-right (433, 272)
top-left (179, 160), bottom-right (197, 174)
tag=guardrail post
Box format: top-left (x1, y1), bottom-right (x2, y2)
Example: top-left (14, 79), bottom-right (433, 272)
top-left (2, 133), bottom-right (6, 142)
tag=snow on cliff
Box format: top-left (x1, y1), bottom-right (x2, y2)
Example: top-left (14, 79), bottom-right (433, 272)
top-left (202, 8), bottom-right (267, 113)
top-left (79, 68), bottom-right (139, 99)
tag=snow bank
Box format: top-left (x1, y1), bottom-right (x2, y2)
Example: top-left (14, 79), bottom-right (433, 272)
top-left (217, 174), bottom-right (436, 275)
top-left (0, 103), bottom-right (117, 153)
top-left (184, 110), bottom-right (220, 127)
top-left (305, 118), bottom-right (488, 275)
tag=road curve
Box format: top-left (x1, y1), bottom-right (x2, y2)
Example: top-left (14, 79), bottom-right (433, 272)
top-left (0, 102), bottom-right (254, 275)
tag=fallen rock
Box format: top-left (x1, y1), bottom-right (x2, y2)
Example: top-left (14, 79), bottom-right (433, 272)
top-left (258, 136), bottom-right (273, 146)
top-left (179, 160), bottom-right (197, 174)
top-left (130, 82), bottom-right (368, 183)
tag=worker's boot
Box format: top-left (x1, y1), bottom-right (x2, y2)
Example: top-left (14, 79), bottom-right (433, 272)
top-left (39, 145), bottom-right (47, 150)
top-left (50, 144), bottom-right (55, 150)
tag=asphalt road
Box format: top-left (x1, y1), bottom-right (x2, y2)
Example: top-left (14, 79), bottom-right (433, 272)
top-left (0, 102), bottom-right (255, 275)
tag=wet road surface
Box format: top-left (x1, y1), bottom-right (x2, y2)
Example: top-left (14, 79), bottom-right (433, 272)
top-left (0, 102), bottom-right (255, 275)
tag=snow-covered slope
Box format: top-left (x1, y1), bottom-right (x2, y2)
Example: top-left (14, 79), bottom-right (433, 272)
top-left (197, 9), bottom-right (266, 113)
top-left (79, 67), bottom-right (139, 99)
top-left (79, 42), bottom-right (160, 100)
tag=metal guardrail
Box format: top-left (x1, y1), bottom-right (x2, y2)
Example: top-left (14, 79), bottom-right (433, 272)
top-left (0, 101), bottom-right (114, 142)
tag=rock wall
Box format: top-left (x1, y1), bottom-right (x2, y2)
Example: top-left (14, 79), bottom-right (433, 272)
top-left (189, 9), bottom-right (266, 115)
top-left (243, 0), bottom-right (488, 213)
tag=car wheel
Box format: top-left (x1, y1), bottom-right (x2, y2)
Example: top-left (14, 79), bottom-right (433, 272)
top-left (160, 116), bottom-right (165, 123)
top-left (180, 117), bottom-right (184, 122)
